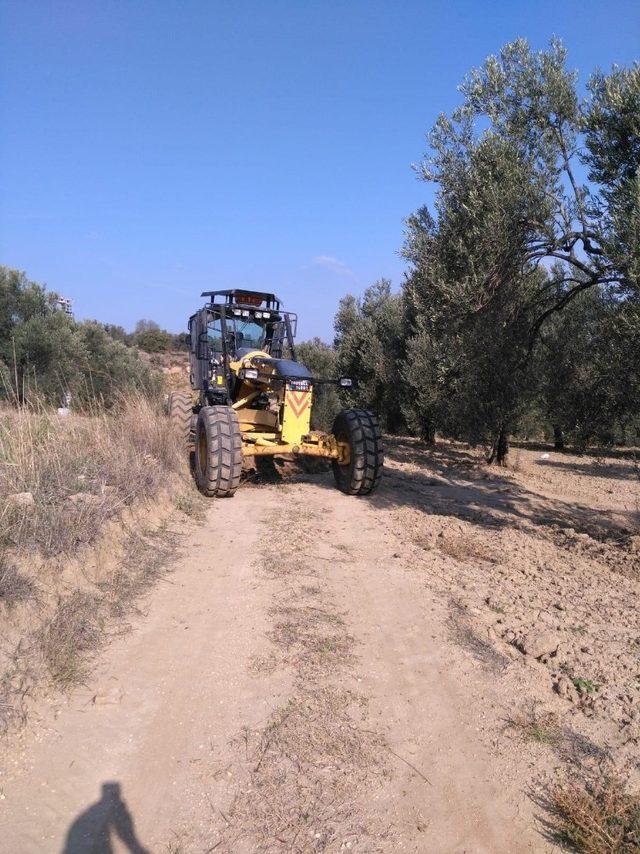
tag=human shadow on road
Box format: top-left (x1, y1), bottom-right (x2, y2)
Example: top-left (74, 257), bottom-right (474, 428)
top-left (62, 781), bottom-right (149, 854)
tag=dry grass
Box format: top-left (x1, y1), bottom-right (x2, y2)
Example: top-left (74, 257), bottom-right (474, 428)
top-left (97, 524), bottom-right (177, 609)
top-left (39, 591), bottom-right (103, 687)
top-left (269, 602), bottom-right (356, 679)
top-left (225, 687), bottom-right (384, 852)
top-left (0, 394), bottom-right (185, 556)
top-left (505, 704), bottom-right (609, 771)
top-left (0, 557), bottom-right (36, 608)
top-left (1, 520), bottom-right (181, 732)
top-left (173, 489), bottom-right (207, 520)
top-left (0, 394), bottom-right (196, 733)
top-left (212, 522), bottom-right (388, 851)
top-left (548, 776), bottom-right (640, 853)
top-left (436, 533), bottom-right (497, 563)
top-left (505, 706), bottom-right (562, 747)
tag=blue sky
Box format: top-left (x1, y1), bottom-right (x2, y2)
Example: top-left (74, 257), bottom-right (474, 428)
top-left (1, 1), bottom-right (638, 340)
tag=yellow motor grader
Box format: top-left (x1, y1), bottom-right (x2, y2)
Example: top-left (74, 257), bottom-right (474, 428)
top-left (168, 289), bottom-right (383, 497)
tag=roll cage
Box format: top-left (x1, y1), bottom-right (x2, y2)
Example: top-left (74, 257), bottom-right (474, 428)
top-left (188, 289), bottom-right (299, 401)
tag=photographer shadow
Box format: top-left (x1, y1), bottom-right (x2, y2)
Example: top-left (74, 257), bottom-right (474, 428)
top-left (62, 782), bottom-right (149, 854)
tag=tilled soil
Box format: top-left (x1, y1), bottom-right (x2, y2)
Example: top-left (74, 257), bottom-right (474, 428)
top-left (378, 440), bottom-right (639, 787)
top-left (0, 440), bottom-right (638, 852)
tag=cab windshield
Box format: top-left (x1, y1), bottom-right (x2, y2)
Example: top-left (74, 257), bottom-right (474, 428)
top-left (230, 317), bottom-right (266, 351)
top-left (206, 315), bottom-right (268, 356)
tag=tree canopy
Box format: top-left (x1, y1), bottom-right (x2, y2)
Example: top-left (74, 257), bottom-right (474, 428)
top-left (320, 42), bottom-right (639, 460)
top-left (0, 267), bottom-right (158, 407)
top-left (398, 40), bottom-right (640, 460)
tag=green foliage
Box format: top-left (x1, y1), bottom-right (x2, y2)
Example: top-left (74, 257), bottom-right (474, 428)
top-left (0, 267), bottom-right (57, 369)
top-left (400, 39), bottom-right (639, 459)
top-left (585, 64), bottom-right (640, 294)
top-left (536, 287), bottom-right (640, 448)
top-left (132, 319), bottom-right (173, 353)
top-left (310, 42), bottom-right (638, 457)
top-left (102, 320), bottom-right (188, 352)
top-left (173, 331), bottom-right (190, 351)
top-left (0, 266), bottom-right (159, 407)
top-left (296, 338), bottom-right (340, 431)
top-left (102, 323), bottom-right (128, 343)
top-left (403, 130), bottom-right (546, 454)
top-left (333, 280), bottom-right (405, 433)
top-left (571, 677), bottom-right (599, 694)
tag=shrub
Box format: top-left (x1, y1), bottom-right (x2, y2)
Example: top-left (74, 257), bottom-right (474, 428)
top-left (550, 776), bottom-right (640, 853)
top-left (0, 266), bottom-right (160, 408)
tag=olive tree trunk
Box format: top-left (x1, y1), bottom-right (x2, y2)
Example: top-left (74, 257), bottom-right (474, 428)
top-left (553, 425), bottom-right (564, 451)
top-left (487, 426), bottom-right (509, 465)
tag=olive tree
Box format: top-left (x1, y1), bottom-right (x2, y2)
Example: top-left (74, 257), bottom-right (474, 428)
top-left (296, 337), bottom-right (340, 431)
top-left (334, 280), bottom-right (405, 432)
top-left (403, 40), bottom-right (639, 461)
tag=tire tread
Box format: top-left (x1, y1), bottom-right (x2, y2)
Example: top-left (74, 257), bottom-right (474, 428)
top-left (331, 408), bottom-right (383, 496)
top-left (195, 406), bottom-right (242, 497)
top-left (168, 391), bottom-right (193, 445)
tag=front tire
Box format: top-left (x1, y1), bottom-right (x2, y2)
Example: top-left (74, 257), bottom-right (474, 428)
top-left (331, 409), bottom-right (383, 495)
top-left (195, 406), bottom-right (242, 497)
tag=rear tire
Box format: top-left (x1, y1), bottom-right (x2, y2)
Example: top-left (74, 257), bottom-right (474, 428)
top-left (168, 391), bottom-right (193, 446)
top-left (331, 409), bottom-right (383, 495)
top-left (195, 406), bottom-right (242, 497)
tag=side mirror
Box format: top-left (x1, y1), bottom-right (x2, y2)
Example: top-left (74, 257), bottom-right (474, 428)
top-left (185, 333), bottom-right (192, 347)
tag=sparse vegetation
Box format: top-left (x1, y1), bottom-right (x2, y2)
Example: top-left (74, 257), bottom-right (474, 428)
top-left (572, 677), bottom-right (600, 695)
top-left (549, 776), bottom-right (640, 853)
top-left (436, 533), bottom-right (496, 563)
top-left (173, 490), bottom-right (206, 520)
top-left (209, 508), bottom-right (387, 850)
top-left (0, 391), bottom-right (198, 732)
top-left (506, 707), bottom-right (561, 747)
top-left (0, 394), bottom-right (184, 555)
top-left (39, 591), bottom-right (103, 687)
top-left (0, 559), bottom-right (36, 608)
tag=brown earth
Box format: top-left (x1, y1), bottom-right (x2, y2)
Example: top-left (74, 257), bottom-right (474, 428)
top-left (138, 349), bottom-right (191, 391)
top-left (0, 440), bottom-right (638, 852)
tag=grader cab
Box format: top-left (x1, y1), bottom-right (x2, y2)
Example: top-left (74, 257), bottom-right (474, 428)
top-left (168, 289), bottom-right (383, 497)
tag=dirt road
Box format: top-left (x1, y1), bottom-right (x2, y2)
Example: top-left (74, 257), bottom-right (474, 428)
top-left (2, 442), bottom-right (638, 852)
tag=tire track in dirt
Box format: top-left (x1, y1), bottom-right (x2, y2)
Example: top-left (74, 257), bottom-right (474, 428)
top-left (206, 496), bottom-right (392, 852)
top-left (1, 473), bottom-right (549, 853)
top-left (198, 476), bottom-right (547, 853)
top-left (0, 488), bottom-right (281, 853)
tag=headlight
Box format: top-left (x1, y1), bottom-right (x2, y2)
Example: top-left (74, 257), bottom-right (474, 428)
top-left (242, 368), bottom-right (259, 380)
top-left (339, 377), bottom-right (353, 387)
